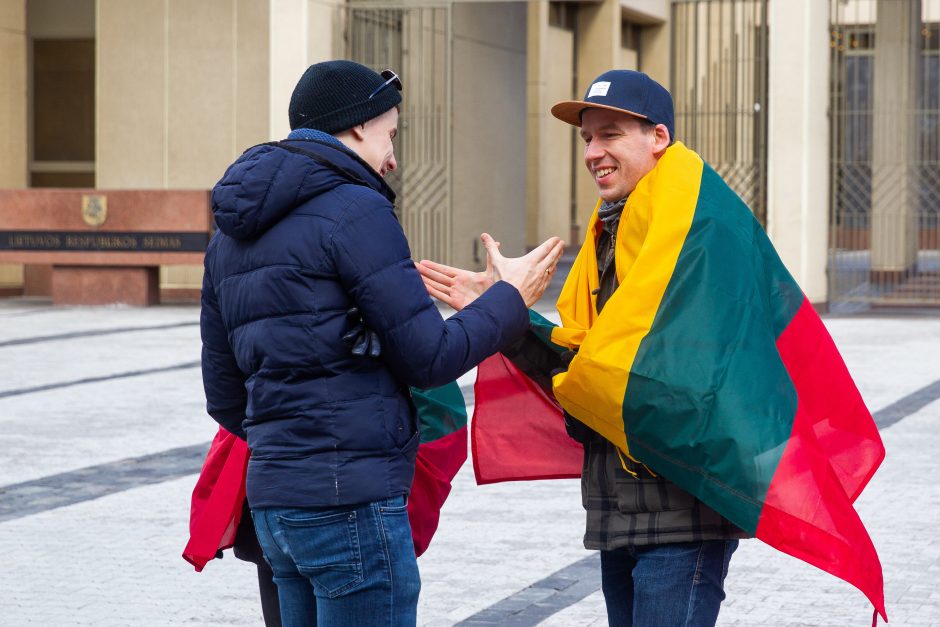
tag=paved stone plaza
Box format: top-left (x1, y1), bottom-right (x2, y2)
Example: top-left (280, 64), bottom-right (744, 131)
top-left (1, 296), bottom-right (938, 626)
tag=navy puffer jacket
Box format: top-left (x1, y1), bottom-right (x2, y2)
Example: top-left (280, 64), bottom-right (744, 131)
top-left (201, 138), bottom-right (528, 508)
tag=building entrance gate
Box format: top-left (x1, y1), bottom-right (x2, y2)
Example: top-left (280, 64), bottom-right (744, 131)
top-left (829, 0), bottom-right (940, 311)
top-left (338, 1), bottom-right (454, 265)
top-left (671, 0), bottom-right (770, 226)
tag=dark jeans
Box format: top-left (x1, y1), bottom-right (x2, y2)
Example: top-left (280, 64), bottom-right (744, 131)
top-left (252, 496), bottom-right (420, 627)
top-left (600, 539), bottom-right (738, 627)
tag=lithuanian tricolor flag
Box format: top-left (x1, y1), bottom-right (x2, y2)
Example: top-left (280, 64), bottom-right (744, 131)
top-left (183, 382), bottom-right (468, 569)
top-left (472, 141), bottom-right (886, 620)
top-left (407, 383), bottom-right (469, 556)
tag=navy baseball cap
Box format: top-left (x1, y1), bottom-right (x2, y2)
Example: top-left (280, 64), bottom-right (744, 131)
top-left (551, 70), bottom-right (674, 141)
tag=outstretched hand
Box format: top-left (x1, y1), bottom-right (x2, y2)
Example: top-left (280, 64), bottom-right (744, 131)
top-left (416, 257), bottom-right (492, 311)
top-left (417, 233), bottom-right (564, 310)
top-left (483, 234), bottom-right (565, 307)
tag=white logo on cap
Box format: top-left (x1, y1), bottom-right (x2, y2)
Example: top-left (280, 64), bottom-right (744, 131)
top-left (588, 81), bottom-right (611, 98)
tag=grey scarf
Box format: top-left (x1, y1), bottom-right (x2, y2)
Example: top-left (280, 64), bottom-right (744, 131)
top-left (597, 198), bottom-right (627, 229)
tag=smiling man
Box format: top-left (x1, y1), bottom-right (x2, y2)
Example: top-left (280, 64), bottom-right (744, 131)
top-left (577, 109), bottom-right (666, 204)
top-left (546, 69), bottom-right (747, 627)
top-left (417, 70), bottom-right (747, 627)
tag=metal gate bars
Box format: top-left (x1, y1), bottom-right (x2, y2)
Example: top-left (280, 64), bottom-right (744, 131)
top-left (339, 1), bottom-right (453, 265)
top-left (671, 0), bottom-right (769, 226)
top-left (829, 0), bottom-right (940, 311)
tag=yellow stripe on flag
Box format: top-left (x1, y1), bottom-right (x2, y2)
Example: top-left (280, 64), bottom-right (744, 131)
top-left (551, 200), bottom-right (602, 350)
top-left (550, 143), bottom-right (704, 455)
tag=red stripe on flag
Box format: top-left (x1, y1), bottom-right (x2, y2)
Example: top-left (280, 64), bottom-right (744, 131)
top-left (185, 425), bottom-right (468, 567)
top-left (757, 298), bottom-right (886, 620)
top-left (409, 426), bottom-right (467, 557)
top-left (471, 354), bottom-right (582, 484)
top-left (182, 427), bottom-right (249, 571)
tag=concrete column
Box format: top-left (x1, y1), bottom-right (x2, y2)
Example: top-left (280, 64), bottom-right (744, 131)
top-left (269, 0), bottom-right (308, 141)
top-left (97, 0), bottom-right (274, 295)
top-left (307, 0), bottom-right (341, 64)
top-left (870, 0), bottom-right (921, 278)
top-left (639, 23), bottom-right (670, 90)
top-left (96, 0), bottom-right (168, 189)
top-left (236, 0), bottom-right (271, 149)
top-left (167, 0), bottom-right (237, 189)
top-left (766, 0), bottom-right (829, 305)
top-left (452, 2), bottom-right (527, 267)
top-left (0, 0), bottom-right (27, 289)
top-left (164, 0), bottom-right (238, 295)
top-left (97, 0), bottom-right (273, 188)
top-left (0, 0), bottom-right (28, 188)
top-left (526, 2), bottom-right (575, 249)
top-left (526, 1), bottom-right (549, 249)
top-left (573, 0), bottom-right (620, 243)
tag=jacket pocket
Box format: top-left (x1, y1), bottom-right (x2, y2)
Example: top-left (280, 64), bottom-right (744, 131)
top-left (389, 393), bottom-right (419, 449)
top-left (276, 510), bottom-right (364, 598)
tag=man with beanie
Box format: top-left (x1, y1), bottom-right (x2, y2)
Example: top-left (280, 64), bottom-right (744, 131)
top-left (417, 70), bottom-right (746, 626)
top-left (200, 60), bottom-right (564, 626)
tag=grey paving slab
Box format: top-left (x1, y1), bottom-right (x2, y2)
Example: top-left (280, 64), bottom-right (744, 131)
top-left (0, 318), bottom-right (201, 393)
top-left (822, 317), bottom-right (940, 412)
top-left (0, 360), bottom-right (200, 399)
top-left (0, 303), bottom-right (215, 487)
top-left (0, 366), bottom-right (214, 486)
top-left (0, 320), bottom-right (197, 348)
top-left (455, 555), bottom-right (601, 626)
top-left (0, 300), bottom-right (203, 343)
top-left (0, 476), bottom-right (262, 626)
top-left (547, 400), bottom-right (940, 627)
top-left (0, 298), bottom-right (938, 626)
top-left (873, 379), bottom-right (940, 428)
top-left (0, 451), bottom-right (588, 626)
top-left (0, 443), bottom-right (206, 522)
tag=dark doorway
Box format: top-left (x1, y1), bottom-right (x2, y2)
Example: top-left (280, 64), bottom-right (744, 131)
top-left (31, 38), bottom-right (95, 188)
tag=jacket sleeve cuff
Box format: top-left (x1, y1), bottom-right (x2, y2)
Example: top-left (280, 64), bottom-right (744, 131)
top-left (208, 406), bottom-right (248, 441)
top-left (469, 280), bottom-right (530, 351)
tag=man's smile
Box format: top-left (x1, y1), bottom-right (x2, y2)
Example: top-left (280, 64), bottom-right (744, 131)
top-left (594, 166), bottom-right (616, 181)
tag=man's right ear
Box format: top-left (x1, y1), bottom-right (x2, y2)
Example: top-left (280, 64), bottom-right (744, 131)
top-left (350, 123), bottom-right (367, 141)
top-left (653, 123), bottom-right (671, 154)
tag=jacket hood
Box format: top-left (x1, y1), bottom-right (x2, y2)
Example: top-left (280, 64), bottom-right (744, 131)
top-left (211, 139), bottom-right (396, 240)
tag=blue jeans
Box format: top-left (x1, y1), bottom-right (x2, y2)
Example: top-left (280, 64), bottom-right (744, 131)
top-left (251, 496), bottom-right (420, 627)
top-left (600, 539), bottom-right (738, 627)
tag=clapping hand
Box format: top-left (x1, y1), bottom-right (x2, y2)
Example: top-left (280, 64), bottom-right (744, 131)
top-left (417, 233), bottom-right (564, 310)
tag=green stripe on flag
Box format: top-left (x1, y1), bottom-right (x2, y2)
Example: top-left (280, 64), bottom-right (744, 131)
top-left (621, 165), bottom-right (804, 533)
top-left (528, 309), bottom-right (565, 354)
top-left (412, 382), bottom-right (467, 444)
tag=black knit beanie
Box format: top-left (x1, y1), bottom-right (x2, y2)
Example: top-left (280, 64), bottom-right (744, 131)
top-left (288, 60), bottom-right (402, 134)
